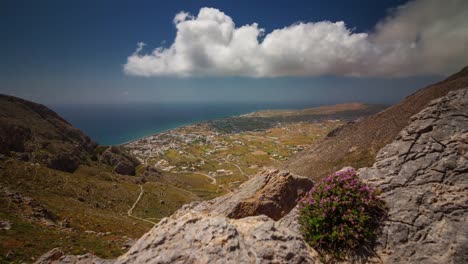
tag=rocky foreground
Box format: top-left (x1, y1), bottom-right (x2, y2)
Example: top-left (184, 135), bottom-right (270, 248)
top-left (359, 88), bottom-right (468, 263)
top-left (37, 88), bottom-right (467, 263)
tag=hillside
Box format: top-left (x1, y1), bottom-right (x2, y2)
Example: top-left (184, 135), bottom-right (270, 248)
top-left (36, 87), bottom-right (467, 263)
top-left (0, 95), bottom-right (380, 263)
top-left (0, 97), bottom-right (204, 262)
top-left (283, 66), bottom-right (468, 181)
top-left (0, 95), bottom-right (96, 172)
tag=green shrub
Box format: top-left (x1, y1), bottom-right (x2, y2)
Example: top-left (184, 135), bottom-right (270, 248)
top-left (298, 168), bottom-right (386, 260)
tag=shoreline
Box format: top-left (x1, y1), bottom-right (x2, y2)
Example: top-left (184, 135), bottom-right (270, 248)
top-left (117, 107), bottom-right (296, 146)
top-left (118, 108), bottom-right (276, 146)
top-left (118, 114), bottom-right (243, 146)
top-left (117, 103), bottom-right (382, 147)
top-left (118, 122), bottom-right (195, 146)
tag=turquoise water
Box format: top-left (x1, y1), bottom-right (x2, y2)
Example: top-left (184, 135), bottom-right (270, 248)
top-left (49, 102), bottom-right (321, 145)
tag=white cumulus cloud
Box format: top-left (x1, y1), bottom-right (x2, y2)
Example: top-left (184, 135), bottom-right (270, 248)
top-left (124, 0), bottom-right (468, 78)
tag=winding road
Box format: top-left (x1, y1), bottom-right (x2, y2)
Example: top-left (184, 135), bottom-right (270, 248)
top-left (222, 160), bottom-right (251, 179)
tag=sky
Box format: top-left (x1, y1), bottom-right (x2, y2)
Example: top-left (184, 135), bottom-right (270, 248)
top-left (1, 0), bottom-right (467, 105)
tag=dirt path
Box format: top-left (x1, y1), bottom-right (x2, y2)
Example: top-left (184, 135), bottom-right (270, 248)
top-left (221, 159), bottom-right (251, 179)
top-left (192, 171), bottom-right (217, 185)
top-left (127, 184), bottom-right (157, 225)
top-left (171, 170), bottom-right (233, 194)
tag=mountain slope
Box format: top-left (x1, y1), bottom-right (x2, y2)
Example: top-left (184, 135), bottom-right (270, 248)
top-left (283, 66), bottom-right (468, 180)
top-left (0, 95), bottom-right (96, 172)
top-left (0, 96), bottom-right (220, 263)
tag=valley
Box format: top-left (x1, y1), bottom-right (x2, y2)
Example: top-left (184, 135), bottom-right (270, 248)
top-left (0, 102), bottom-right (382, 263)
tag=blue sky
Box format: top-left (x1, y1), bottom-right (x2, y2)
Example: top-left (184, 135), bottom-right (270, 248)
top-left (1, 0), bottom-right (466, 105)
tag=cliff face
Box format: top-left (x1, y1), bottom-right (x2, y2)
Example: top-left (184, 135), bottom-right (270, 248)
top-left (0, 95), bottom-right (96, 172)
top-left (359, 88), bottom-right (468, 263)
top-left (284, 66), bottom-right (468, 181)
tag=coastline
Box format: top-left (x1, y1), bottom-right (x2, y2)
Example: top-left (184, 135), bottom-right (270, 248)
top-left (118, 115), bottom-right (237, 146)
top-left (118, 122), bottom-right (195, 146)
top-left (118, 103), bottom-right (382, 146)
top-left (118, 109), bottom-right (269, 146)
top-left (58, 101), bottom-right (375, 146)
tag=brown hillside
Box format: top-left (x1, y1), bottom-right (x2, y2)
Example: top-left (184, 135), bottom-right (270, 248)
top-left (283, 66), bottom-right (468, 181)
top-left (0, 95), bottom-right (96, 172)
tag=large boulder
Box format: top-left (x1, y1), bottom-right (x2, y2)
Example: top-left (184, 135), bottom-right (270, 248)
top-left (114, 169), bottom-right (317, 264)
top-left (359, 88), bottom-right (468, 263)
top-left (116, 212), bottom-right (319, 264)
top-left (183, 169), bottom-right (313, 220)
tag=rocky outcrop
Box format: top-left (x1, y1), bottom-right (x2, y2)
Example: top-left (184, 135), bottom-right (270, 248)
top-left (180, 169), bottom-right (313, 220)
top-left (359, 88), bottom-right (468, 263)
top-left (99, 146), bottom-right (140, 176)
top-left (0, 95), bottom-right (96, 172)
top-left (278, 89), bottom-right (468, 263)
top-left (117, 212), bottom-right (319, 264)
top-left (114, 169), bottom-right (318, 264)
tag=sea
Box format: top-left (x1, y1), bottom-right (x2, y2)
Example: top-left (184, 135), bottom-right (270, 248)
top-left (49, 102), bottom-right (322, 146)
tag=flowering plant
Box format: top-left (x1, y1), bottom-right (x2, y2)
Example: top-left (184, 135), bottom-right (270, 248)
top-left (298, 168), bottom-right (386, 259)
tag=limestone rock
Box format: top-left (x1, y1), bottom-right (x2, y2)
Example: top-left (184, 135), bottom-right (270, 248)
top-left (116, 211), bottom-right (319, 264)
top-left (114, 169), bottom-right (317, 264)
top-left (359, 88), bottom-right (468, 263)
top-left (181, 169), bottom-right (313, 220)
